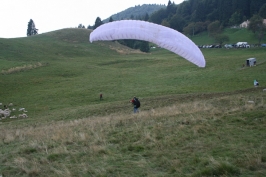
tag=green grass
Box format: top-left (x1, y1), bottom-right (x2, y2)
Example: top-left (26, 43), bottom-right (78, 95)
top-left (1, 28), bottom-right (265, 120)
top-left (190, 28), bottom-right (266, 45)
top-left (0, 28), bottom-right (266, 177)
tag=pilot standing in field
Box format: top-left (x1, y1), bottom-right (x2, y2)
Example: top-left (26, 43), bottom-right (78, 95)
top-left (130, 96), bottom-right (140, 113)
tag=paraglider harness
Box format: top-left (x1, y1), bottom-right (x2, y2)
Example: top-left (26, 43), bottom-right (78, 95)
top-left (134, 98), bottom-right (140, 108)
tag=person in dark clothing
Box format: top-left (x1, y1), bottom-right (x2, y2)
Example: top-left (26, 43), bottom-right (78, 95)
top-left (130, 96), bottom-right (140, 113)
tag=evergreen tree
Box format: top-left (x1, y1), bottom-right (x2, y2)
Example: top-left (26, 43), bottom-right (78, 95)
top-left (161, 19), bottom-right (170, 27)
top-left (176, 1), bottom-right (190, 18)
top-left (78, 24), bottom-right (85, 28)
top-left (259, 3), bottom-right (266, 18)
top-left (166, 0), bottom-right (176, 16)
top-left (191, 1), bottom-right (205, 22)
top-left (250, 0), bottom-right (266, 16)
top-left (140, 41), bottom-right (150, 53)
top-left (169, 14), bottom-right (186, 32)
top-left (94, 17), bottom-right (103, 29)
top-left (144, 13), bottom-right (149, 21)
top-left (149, 8), bottom-right (167, 25)
top-left (229, 11), bottom-right (242, 26)
top-left (218, 0), bottom-right (232, 25)
top-left (87, 25), bottom-right (93, 29)
top-left (27, 19), bottom-right (38, 36)
top-left (130, 14), bottom-right (135, 19)
top-left (109, 17), bottom-right (114, 22)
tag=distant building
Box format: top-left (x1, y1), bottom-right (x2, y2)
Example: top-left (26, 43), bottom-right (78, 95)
top-left (240, 20), bottom-right (249, 28)
top-left (240, 19), bottom-right (266, 28)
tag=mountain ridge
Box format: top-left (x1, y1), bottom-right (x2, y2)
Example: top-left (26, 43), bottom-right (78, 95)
top-left (102, 4), bottom-right (165, 23)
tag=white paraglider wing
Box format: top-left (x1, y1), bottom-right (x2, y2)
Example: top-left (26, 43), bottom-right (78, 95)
top-left (90, 20), bottom-right (205, 67)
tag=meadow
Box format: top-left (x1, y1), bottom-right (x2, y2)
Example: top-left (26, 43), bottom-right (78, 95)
top-left (0, 28), bottom-right (266, 176)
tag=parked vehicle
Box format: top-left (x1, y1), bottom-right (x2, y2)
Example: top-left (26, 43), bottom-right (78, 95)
top-left (236, 42), bottom-right (247, 47)
top-left (224, 44), bottom-right (233, 48)
top-left (236, 42), bottom-right (250, 48)
top-left (261, 44), bottom-right (266, 47)
top-left (245, 44), bottom-right (250, 48)
top-left (232, 44), bottom-right (237, 48)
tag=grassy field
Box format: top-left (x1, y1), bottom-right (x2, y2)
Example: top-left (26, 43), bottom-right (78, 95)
top-left (191, 28), bottom-right (266, 45)
top-left (0, 28), bottom-right (266, 176)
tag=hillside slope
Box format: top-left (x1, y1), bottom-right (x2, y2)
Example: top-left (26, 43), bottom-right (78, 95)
top-left (103, 4), bottom-right (165, 22)
top-left (0, 28), bottom-right (266, 177)
top-left (0, 28), bottom-right (266, 119)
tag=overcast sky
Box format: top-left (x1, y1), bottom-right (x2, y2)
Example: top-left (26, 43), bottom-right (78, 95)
top-left (0, 0), bottom-right (184, 38)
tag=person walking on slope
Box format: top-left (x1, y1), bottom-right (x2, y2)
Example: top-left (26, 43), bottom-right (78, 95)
top-left (130, 96), bottom-right (140, 113)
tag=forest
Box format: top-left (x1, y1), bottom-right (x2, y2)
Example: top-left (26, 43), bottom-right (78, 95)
top-left (90, 0), bottom-right (266, 51)
top-left (149, 0), bottom-right (266, 33)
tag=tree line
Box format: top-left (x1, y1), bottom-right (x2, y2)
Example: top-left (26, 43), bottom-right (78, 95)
top-left (91, 0), bottom-right (266, 49)
top-left (27, 0), bottom-right (266, 48)
top-left (149, 0), bottom-right (266, 33)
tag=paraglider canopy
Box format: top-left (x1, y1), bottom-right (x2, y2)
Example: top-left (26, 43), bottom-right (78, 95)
top-left (90, 20), bottom-right (206, 67)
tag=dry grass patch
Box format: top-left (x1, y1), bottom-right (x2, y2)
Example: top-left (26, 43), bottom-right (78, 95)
top-left (0, 93), bottom-right (265, 176)
top-left (1, 62), bottom-right (48, 75)
top-left (0, 93), bottom-right (264, 145)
